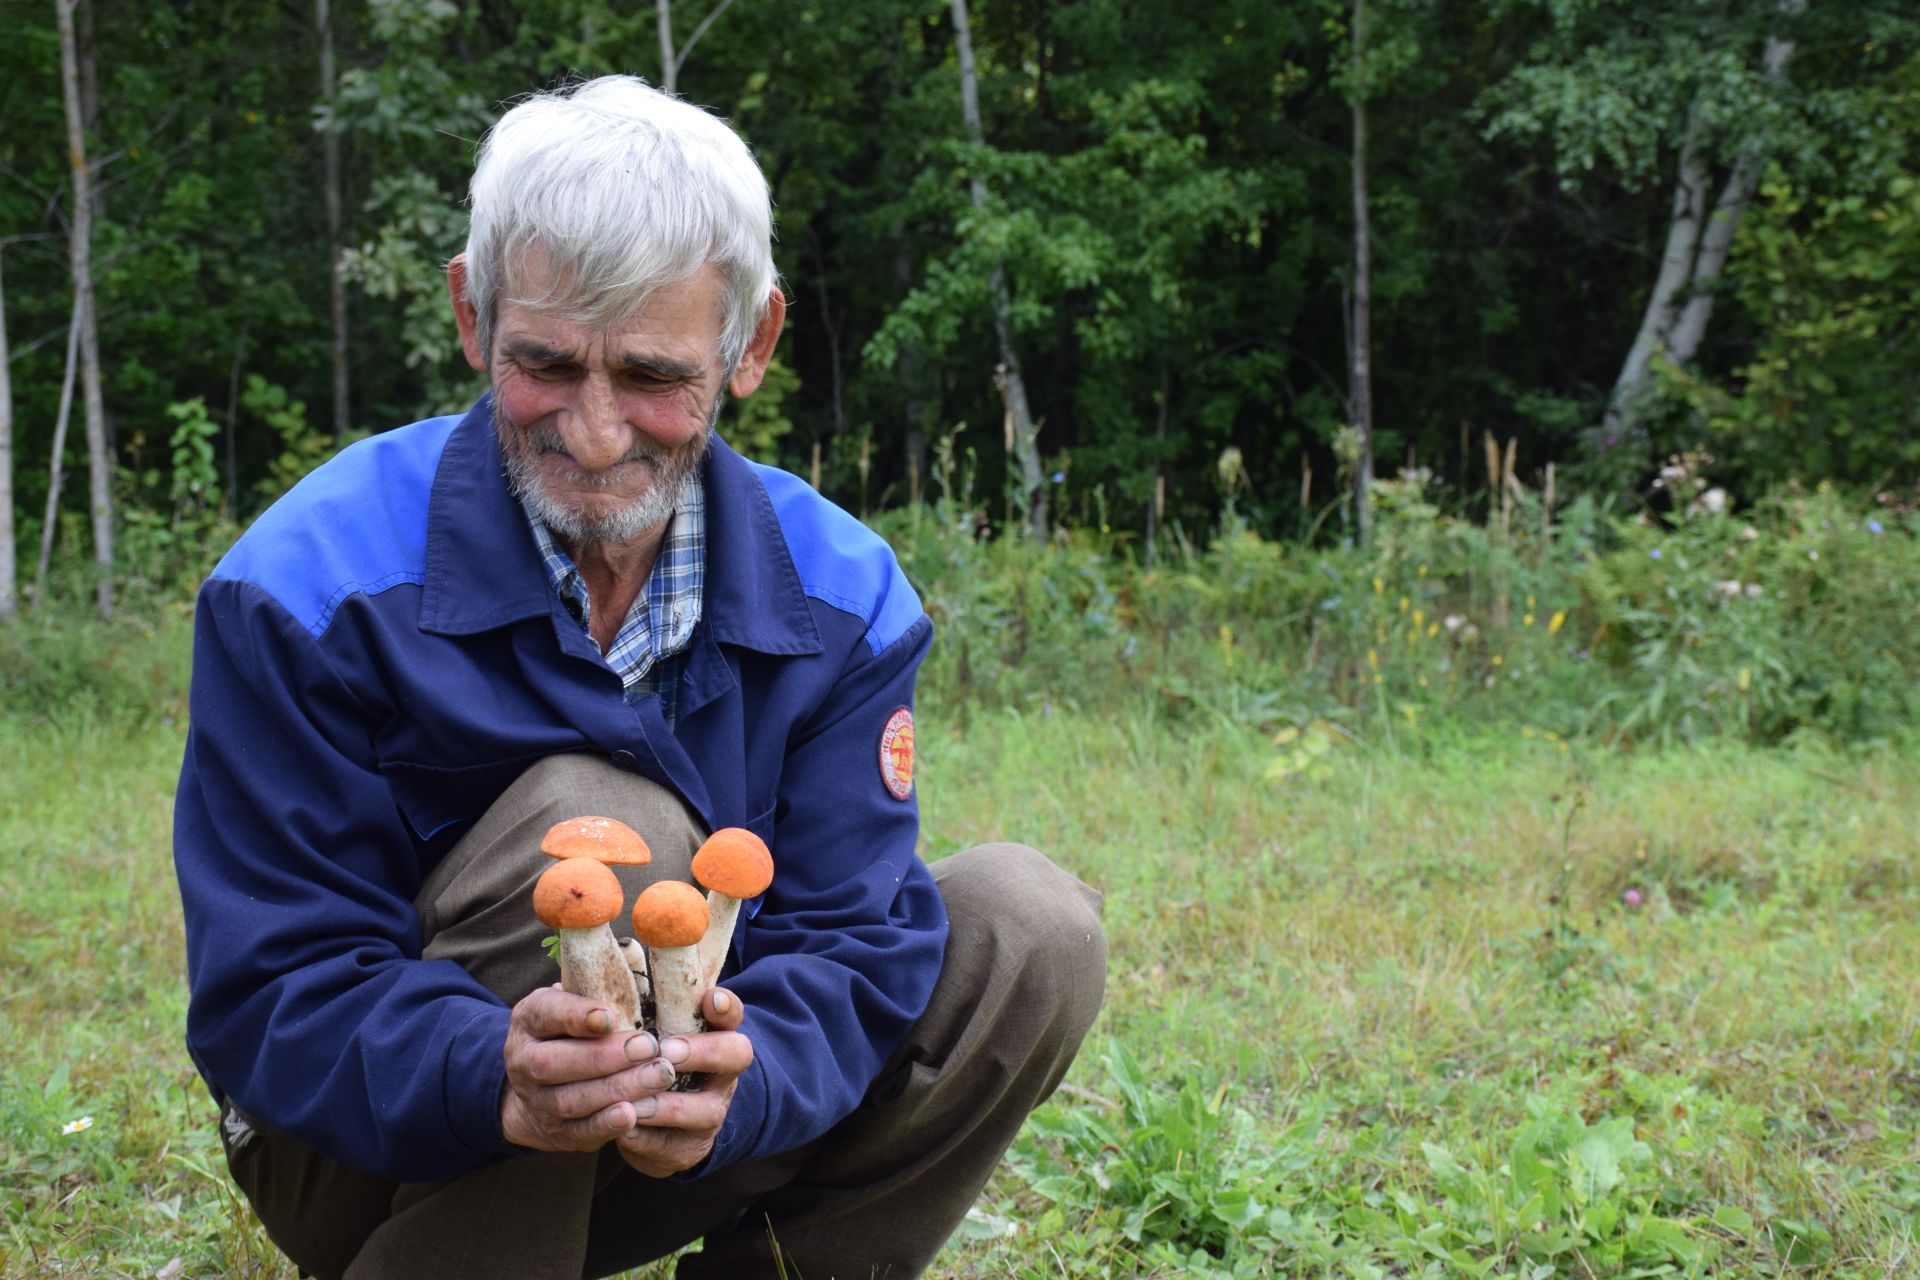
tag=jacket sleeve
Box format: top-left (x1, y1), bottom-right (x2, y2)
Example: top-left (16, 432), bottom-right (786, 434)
top-left (175, 577), bottom-right (518, 1181)
top-left (695, 611), bottom-right (947, 1174)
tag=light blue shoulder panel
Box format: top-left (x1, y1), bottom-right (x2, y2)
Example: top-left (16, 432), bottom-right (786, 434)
top-left (209, 415), bottom-right (463, 638)
top-left (748, 461), bottom-right (924, 656)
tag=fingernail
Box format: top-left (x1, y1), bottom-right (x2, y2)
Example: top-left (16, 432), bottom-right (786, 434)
top-left (631, 1096), bottom-right (658, 1119)
top-left (588, 1010), bottom-right (611, 1035)
top-left (712, 989), bottom-right (731, 1013)
top-left (624, 1034), bottom-right (658, 1063)
top-left (654, 1062), bottom-right (677, 1088)
top-left (662, 1038), bottom-right (691, 1064)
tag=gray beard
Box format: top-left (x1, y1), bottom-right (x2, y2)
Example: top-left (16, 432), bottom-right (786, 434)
top-left (496, 395), bottom-right (716, 547)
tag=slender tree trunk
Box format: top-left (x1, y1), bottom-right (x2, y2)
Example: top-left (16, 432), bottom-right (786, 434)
top-left (1602, 1), bottom-right (1804, 445)
top-left (1601, 107), bottom-right (1708, 444)
top-left (658, 0), bottom-right (735, 97)
top-left (316, 0), bottom-right (349, 440)
top-left (1146, 357), bottom-right (1167, 565)
top-left (35, 308), bottom-right (81, 606)
top-left (658, 0), bottom-right (675, 94)
top-left (0, 251), bottom-right (15, 619)
top-left (1348, 0), bottom-right (1375, 547)
top-left (57, 0), bottom-right (113, 619)
top-left (950, 0), bottom-right (1045, 540)
top-left (895, 246), bottom-right (929, 506)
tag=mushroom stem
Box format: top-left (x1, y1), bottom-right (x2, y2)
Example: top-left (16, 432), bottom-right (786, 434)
top-left (696, 892), bottom-right (743, 989)
top-left (648, 943), bottom-right (705, 1041)
top-left (558, 925), bottom-right (641, 1030)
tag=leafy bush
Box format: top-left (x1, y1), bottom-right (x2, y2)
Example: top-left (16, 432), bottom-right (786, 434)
top-left (887, 462), bottom-right (1918, 750)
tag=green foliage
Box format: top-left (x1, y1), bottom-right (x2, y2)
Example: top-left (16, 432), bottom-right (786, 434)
top-left (894, 461), bottom-right (1920, 749)
top-left (1666, 60), bottom-right (1920, 488)
top-left (244, 375), bottom-right (365, 507)
top-left (725, 350), bottom-right (798, 461)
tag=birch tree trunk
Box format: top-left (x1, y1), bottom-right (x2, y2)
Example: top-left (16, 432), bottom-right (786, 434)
top-left (658, 0), bottom-right (735, 97)
top-left (0, 251), bottom-right (15, 620)
top-left (34, 310), bottom-right (81, 606)
top-left (1601, 1), bottom-right (1804, 445)
top-left (1349, 0), bottom-right (1375, 547)
top-left (950, 0), bottom-right (1046, 540)
top-left (57, 0), bottom-right (113, 619)
top-left (658, 0), bottom-right (675, 95)
top-left (316, 0), bottom-right (349, 440)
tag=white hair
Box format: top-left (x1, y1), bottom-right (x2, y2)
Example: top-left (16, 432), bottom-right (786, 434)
top-left (464, 76), bottom-right (775, 371)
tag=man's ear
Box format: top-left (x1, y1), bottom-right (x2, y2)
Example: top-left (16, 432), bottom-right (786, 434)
top-left (447, 254), bottom-right (488, 372)
top-left (727, 287), bottom-right (788, 398)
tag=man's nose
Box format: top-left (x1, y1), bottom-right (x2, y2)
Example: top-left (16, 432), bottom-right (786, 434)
top-left (564, 377), bottom-right (628, 471)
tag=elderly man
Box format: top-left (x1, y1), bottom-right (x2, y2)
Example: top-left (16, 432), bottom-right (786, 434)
top-left (173, 76), bottom-right (1105, 1279)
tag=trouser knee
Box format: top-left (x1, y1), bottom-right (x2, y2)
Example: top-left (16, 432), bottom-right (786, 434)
top-left (928, 842), bottom-right (1107, 1073)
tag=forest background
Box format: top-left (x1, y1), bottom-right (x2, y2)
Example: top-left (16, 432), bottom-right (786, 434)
top-left (3, 0), bottom-right (1919, 1276)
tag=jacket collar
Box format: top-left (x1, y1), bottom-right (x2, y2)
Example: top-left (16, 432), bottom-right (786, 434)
top-left (418, 395), bottom-right (823, 659)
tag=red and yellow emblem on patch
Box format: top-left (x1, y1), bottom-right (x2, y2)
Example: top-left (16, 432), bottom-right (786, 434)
top-left (878, 706), bottom-right (915, 800)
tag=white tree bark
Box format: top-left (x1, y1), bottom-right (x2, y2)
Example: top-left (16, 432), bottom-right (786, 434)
top-left (33, 310), bottom-right (80, 606)
top-left (1665, 15), bottom-right (1801, 366)
top-left (950, 0), bottom-right (1045, 540)
top-left (57, 0), bottom-right (113, 619)
top-left (1600, 106), bottom-right (1708, 444)
top-left (658, 0), bottom-right (735, 97)
top-left (658, 0), bottom-right (675, 94)
top-left (1601, 1), bottom-right (1804, 444)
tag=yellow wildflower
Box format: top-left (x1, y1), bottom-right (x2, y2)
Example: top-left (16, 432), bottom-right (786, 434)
top-left (1398, 595), bottom-right (1410, 613)
top-left (1492, 654), bottom-right (1505, 667)
top-left (1412, 608), bottom-right (1425, 629)
top-left (1367, 648), bottom-right (1378, 670)
top-left (1522, 613), bottom-right (1535, 628)
top-left (1372, 576), bottom-right (1384, 595)
top-left (1426, 622), bottom-right (1439, 638)
top-left (1548, 610), bottom-right (1566, 636)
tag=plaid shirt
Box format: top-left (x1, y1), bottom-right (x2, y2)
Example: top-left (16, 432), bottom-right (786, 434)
top-left (522, 479), bottom-right (706, 725)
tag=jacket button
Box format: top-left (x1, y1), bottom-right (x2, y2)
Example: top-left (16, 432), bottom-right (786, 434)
top-left (610, 750), bottom-right (639, 772)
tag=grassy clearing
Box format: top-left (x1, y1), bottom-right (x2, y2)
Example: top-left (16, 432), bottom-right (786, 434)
top-left (2, 621), bottom-right (1917, 1278)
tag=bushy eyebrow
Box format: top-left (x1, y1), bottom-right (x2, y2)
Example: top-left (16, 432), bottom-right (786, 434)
top-left (500, 337), bottom-right (573, 365)
top-left (499, 337), bottom-right (702, 381)
top-left (616, 354), bottom-right (703, 380)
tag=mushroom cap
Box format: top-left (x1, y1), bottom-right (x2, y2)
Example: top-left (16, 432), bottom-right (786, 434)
top-left (541, 816), bottom-right (652, 865)
top-left (533, 857), bottom-right (625, 930)
top-left (692, 828), bottom-right (774, 900)
top-left (630, 880), bottom-right (709, 949)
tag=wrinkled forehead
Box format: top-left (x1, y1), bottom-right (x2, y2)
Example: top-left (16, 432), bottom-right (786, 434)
top-left (496, 239), bottom-right (724, 337)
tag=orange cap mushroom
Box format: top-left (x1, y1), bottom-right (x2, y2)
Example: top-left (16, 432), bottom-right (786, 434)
top-left (630, 880), bottom-right (709, 949)
top-left (533, 857), bottom-right (624, 930)
top-left (540, 815), bottom-right (652, 866)
top-left (692, 828), bottom-right (774, 900)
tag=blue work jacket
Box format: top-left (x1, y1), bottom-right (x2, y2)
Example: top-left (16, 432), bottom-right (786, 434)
top-left (173, 396), bottom-right (947, 1182)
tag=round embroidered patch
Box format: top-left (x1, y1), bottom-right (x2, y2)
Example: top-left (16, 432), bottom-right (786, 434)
top-left (878, 707), bottom-right (915, 801)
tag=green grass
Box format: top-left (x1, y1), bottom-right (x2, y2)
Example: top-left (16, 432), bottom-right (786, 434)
top-left (3, 620), bottom-right (1917, 1277)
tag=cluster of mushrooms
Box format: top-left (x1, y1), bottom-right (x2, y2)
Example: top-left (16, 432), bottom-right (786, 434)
top-left (533, 816), bottom-right (772, 1088)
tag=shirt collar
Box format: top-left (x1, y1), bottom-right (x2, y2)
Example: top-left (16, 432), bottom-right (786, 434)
top-left (418, 394), bottom-right (822, 658)
top-left (520, 476), bottom-right (707, 691)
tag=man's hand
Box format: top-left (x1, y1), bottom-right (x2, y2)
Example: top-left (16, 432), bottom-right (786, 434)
top-left (499, 985), bottom-right (679, 1152)
top-left (616, 986), bottom-right (753, 1177)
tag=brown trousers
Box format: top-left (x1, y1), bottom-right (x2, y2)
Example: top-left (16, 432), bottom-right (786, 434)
top-left (220, 754), bottom-right (1106, 1279)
